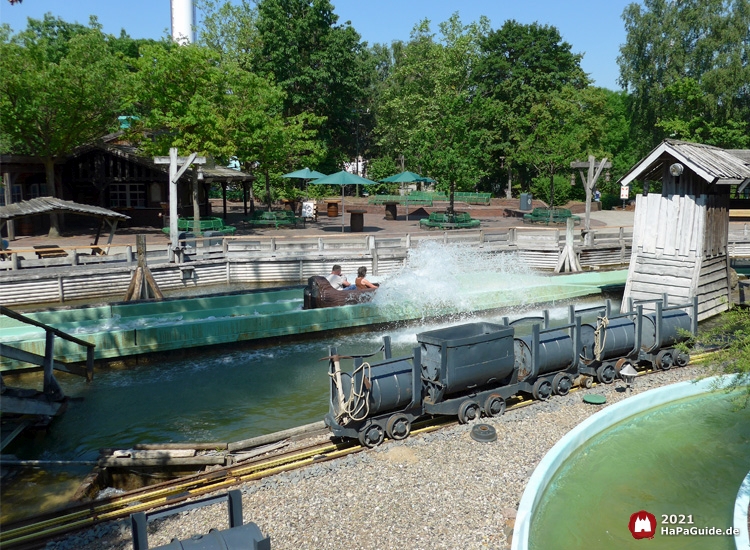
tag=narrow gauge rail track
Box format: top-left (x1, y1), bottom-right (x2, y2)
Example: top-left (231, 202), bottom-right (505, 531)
top-left (0, 359), bottom-right (712, 549)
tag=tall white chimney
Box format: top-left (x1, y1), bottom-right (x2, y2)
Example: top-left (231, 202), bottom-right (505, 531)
top-left (171, 0), bottom-right (195, 44)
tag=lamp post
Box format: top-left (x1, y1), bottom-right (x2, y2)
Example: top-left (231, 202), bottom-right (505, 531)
top-left (620, 363), bottom-right (638, 394)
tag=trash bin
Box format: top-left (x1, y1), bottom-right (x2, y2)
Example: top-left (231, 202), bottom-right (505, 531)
top-left (520, 193), bottom-right (533, 211)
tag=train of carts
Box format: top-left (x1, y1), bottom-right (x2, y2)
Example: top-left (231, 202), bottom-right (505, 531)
top-left (324, 296), bottom-right (698, 447)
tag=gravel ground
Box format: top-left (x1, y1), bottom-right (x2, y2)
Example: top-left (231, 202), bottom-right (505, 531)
top-left (45, 365), bottom-right (708, 550)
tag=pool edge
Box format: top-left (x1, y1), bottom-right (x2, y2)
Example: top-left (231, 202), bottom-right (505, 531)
top-left (512, 374), bottom-right (741, 550)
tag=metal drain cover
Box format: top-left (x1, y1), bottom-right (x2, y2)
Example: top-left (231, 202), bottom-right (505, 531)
top-left (583, 394), bottom-right (607, 405)
top-left (470, 423), bottom-right (497, 442)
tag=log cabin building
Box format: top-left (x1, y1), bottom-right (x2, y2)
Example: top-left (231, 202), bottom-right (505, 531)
top-left (1, 134), bottom-right (254, 237)
top-left (619, 139), bottom-right (750, 321)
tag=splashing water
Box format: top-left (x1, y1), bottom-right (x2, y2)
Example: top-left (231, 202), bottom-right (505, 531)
top-left (371, 240), bottom-right (545, 317)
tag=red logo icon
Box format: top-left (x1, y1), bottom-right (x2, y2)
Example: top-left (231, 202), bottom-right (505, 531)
top-left (628, 510), bottom-right (657, 539)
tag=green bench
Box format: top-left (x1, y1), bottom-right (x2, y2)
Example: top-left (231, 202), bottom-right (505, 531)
top-left (454, 192), bottom-right (491, 205)
top-left (409, 191), bottom-right (447, 203)
top-left (161, 217), bottom-right (236, 236)
top-left (368, 195), bottom-right (404, 205)
top-left (368, 195), bottom-right (434, 207)
top-left (523, 208), bottom-right (581, 225)
top-left (419, 211), bottom-right (481, 230)
top-left (246, 210), bottom-right (304, 229)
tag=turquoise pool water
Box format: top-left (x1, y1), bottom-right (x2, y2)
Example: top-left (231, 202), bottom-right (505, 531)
top-left (529, 389), bottom-right (750, 549)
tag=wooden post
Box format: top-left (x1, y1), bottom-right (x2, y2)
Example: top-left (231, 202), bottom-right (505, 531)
top-left (3, 172), bottom-right (15, 240)
top-left (154, 149), bottom-right (205, 261)
top-left (570, 156), bottom-right (611, 231)
top-left (43, 330), bottom-right (64, 399)
top-left (123, 235), bottom-right (163, 301)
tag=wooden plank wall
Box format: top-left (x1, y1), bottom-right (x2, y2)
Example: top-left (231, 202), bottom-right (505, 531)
top-left (623, 193), bottom-right (730, 320)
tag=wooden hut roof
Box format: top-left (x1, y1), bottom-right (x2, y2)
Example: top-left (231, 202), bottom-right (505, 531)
top-left (0, 197), bottom-right (130, 222)
top-left (70, 139), bottom-right (255, 183)
top-left (619, 139), bottom-right (750, 187)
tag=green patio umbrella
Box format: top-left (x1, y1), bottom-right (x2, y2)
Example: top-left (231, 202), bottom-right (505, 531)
top-left (379, 170), bottom-right (431, 183)
top-left (282, 167), bottom-right (328, 202)
top-left (379, 171), bottom-right (435, 220)
top-left (281, 167), bottom-right (328, 180)
top-left (311, 170), bottom-right (378, 232)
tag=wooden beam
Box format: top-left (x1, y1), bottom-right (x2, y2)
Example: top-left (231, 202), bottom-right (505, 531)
top-left (0, 343), bottom-right (89, 378)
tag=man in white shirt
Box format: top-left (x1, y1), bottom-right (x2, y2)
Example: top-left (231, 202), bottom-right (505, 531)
top-left (326, 264), bottom-right (356, 290)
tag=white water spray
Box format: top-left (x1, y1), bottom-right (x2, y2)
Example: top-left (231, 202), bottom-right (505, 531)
top-left (371, 240), bottom-right (544, 317)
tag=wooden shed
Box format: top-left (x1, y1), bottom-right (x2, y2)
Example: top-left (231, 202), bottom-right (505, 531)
top-left (619, 139), bottom-right (750, 320)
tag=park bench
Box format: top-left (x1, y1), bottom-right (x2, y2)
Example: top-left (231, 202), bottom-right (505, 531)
top-left (246, 210), bottom-right (303, 229)
top-left (523, 208), bottom-right (581, 225)
top-left (409, 191), bottom-right (447, 203)
top-left (162, 217), bottom-right (236, 236)
top-left (419, 211), bottom-right (481, 230)
top-left (454, 192), bottom-right (492, 205)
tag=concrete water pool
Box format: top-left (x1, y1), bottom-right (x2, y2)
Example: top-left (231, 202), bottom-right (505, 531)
top-left (515, 376), bottom-right (750, 550)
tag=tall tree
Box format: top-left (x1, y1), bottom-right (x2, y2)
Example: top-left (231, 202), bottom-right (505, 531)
top-left (0, 16), bottom-right (129, 235)
top-left (129, 43), bottom-right (236, 160)
top-left (377, 14), bottom-right (490, 209)
top-left (250, 0), bottom-right (371, 168)
top-left (618, 0), bottom-right (750, 150)
top-left (473, 20), bottom-right (590, 194)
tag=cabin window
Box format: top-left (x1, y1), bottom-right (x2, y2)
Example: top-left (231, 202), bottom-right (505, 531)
top-left (11, 184), bottom-right (22, 203)
top-left (110, 183), bottom-right (146, 208)
top-left (29, 183), bottom-right (48, 198)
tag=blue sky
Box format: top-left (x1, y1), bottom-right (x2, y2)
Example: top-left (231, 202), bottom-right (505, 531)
top-left (0, 0), bottom-right (638, 90)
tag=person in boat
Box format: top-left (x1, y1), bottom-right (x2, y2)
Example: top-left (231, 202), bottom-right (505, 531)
top-left (326, 264), bottom-right (356, 290)
top-left (355, 266), bottom-right (378, 290)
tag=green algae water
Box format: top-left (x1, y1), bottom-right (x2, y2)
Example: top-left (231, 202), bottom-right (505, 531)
top-left (529, 389), bottom-right (750, 550)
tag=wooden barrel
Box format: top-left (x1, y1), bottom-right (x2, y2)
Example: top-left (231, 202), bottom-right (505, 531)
top-left (327, 203), bottom-right (339, 217)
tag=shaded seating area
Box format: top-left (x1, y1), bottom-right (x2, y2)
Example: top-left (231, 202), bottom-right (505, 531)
top-left (246, 210), bottom-right (305, 229)
top-left (523, 208), bottom-right (581, 225)
top-left (419, 211), bottom-right (481, 230)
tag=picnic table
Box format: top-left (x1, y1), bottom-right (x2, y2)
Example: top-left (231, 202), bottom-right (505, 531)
top-left (33, 244), bottom-right (68, 259)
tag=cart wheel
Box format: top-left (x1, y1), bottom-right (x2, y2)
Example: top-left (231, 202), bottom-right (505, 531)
top-left (532, 379), bottom-right (553, 401)
top-left (358, 424), bottom-right (384, 448)
top-left (385, 414), bottom-right (411, 441)
top-left (483, 394), bottom-right (506, 418)
top-left (457, 400), bottom-right (480, 424)
top-left (596, 364), bottom-right (616, 384)
top-left (675, 351), bottom-right (690, 367)
top-left (655, 350), bottom-right (674, 371)
top-left (552, 373), bottom-right (573, 396)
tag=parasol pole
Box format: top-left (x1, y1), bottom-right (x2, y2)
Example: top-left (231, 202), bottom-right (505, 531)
top-left (341, 184), bottom-right (345, 232)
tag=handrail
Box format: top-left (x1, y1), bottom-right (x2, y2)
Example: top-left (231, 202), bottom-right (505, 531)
top-left (0, 305), bottom-right (94, 349)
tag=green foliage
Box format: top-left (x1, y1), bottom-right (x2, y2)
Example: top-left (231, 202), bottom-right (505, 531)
top-left (472, 20), bottom-right (601, 194)
top-left (618, 0), bottom-right (750, 152)
top-left (250, 0), bottom-right (372, 166)
top-left (679, 307), bottom-right (750, 408)
top-left (129, 43), bottom-right (236, 159)
top-left (376, 15), bottom-right (490, 207)
top-left (0, 17), bottom-right (129, 191)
